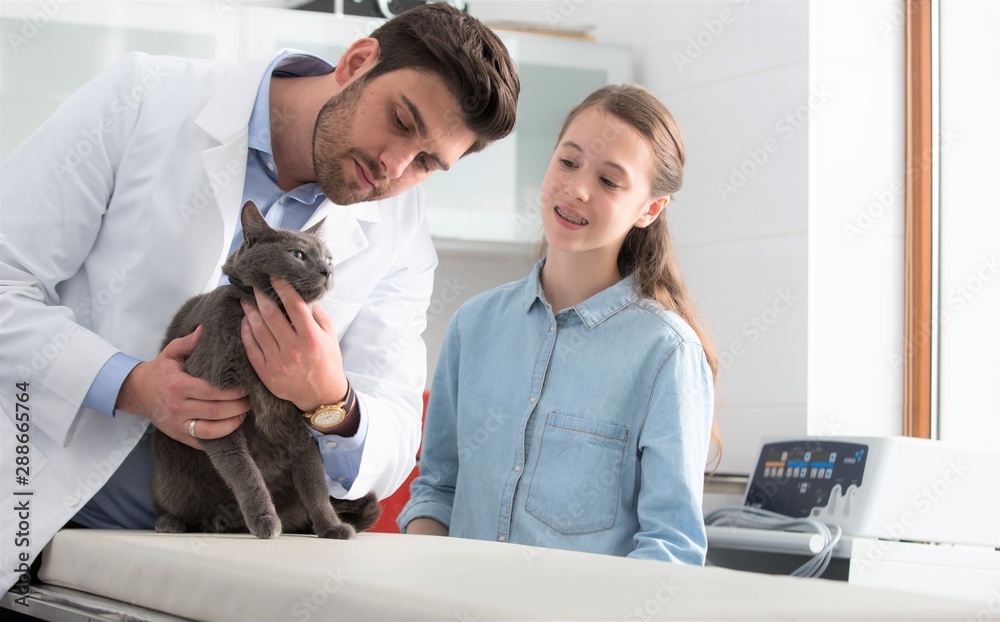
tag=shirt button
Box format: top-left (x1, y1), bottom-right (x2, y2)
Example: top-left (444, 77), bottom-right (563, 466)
top-left (336, 477), bottom-right (346, 482)
top-left (514, 466), bottom-right (521, 472)
top-left (529, 397), bottom-right (536, 403)
top-left (549, 326), bottom-right (556, 332)
top-left (266, 162), bottom-right (275, 171)
top-left (326, 441), bottom-right (337, 448)
top-left (65, 495), bottom-right (80, 508)
top-left (498, 536), bottom-right (505, 542)
top-left (279, 198), bottom-right (286, 204)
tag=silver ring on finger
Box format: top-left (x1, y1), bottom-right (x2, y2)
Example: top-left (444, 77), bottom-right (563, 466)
top-left (188, 419), bottom-right (199, 439)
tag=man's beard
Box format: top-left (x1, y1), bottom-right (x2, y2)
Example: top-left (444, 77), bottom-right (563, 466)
top-left (312, 78), bottom-right (389, 205)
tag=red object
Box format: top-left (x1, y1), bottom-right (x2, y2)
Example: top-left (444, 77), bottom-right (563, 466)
top-left (369, 390), bottom-right (428, 533)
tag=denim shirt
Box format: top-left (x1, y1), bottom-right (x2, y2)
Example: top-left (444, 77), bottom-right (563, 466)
top-left (399, 259), bottom-right (714, 564)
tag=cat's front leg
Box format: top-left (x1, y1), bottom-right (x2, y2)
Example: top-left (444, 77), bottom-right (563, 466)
top-left (292, 445), bottom-right (354, 540)
top-left (201, 430), bottom-right (282, 538)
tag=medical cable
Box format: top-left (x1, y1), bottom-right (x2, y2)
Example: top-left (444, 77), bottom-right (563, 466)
top-left (704, 506), bottom-right (843, 578)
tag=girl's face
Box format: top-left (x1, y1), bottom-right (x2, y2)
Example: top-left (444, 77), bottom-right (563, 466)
top-left (540, 107), bottom-right (666, 260)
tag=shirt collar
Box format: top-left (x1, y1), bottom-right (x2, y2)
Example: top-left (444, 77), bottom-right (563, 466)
top-left (247, 50), bottom-right (336, 159)
top-left (523, 258), bottom-right (641, 329)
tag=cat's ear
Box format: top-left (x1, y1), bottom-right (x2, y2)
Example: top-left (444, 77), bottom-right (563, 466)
top-left (241, 200), bottom-right (271, 246)
top-left (305, 217), bottom-right (326, 236)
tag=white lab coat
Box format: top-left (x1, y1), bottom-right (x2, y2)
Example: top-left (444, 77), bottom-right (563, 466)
top-left (0, 51), bottom-right (434, 592)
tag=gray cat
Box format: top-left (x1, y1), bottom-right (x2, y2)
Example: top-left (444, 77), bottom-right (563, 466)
top-left (151, 200), bottom-right (380, 539)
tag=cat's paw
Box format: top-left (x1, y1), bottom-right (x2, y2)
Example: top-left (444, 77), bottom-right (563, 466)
top-left (247, 513), bottom-right (282, 539)
top-left (317, 523), bottom-right (355, 540)
top-left (155, 514), bottom-right (187, 534)
top-left (330, 492), bottom-right (382, 533)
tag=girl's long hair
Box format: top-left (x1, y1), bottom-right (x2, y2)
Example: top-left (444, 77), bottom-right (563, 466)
top-left (558, 85), bottom-right (722, 466)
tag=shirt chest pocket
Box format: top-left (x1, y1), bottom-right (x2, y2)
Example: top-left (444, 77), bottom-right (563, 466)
top-left (524, 412), bottom-right (629, 535)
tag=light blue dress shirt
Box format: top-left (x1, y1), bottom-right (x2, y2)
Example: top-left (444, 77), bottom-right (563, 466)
top-left (74, 52), bottom-right (366, 529)
top-left (398, 259), bottom-right (714, 564)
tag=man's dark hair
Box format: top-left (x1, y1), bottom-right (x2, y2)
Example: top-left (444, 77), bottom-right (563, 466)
top-left (365, 3), bottom-right (520, 154)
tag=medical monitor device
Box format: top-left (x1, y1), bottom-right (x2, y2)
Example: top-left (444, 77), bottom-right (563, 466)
top-left (742, 436), bottom-right (999, 548)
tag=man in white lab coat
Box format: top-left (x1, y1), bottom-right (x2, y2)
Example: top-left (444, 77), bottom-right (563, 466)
top-left (0, 4), bottom-right (519, 594)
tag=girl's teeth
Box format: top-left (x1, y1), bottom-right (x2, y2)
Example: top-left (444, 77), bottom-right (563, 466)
top-left (557, 207), bottom-right (588, 225)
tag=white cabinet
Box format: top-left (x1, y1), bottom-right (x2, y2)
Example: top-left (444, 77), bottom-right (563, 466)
top-left (241, 6), bottom-right (379, 66)
top-left (0, 2), bottom-right (630, 245)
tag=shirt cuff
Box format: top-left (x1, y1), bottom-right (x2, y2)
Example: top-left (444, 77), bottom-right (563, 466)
top-left (83, 352), bottom-right (142, 417)
top-left (397, 499), bottom-right (452, 534)
top-left (310, 405), bottom-right (369, 491)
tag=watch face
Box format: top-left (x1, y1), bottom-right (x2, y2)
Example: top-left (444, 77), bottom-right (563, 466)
top-left (314, 408), bottom-right (345, 427)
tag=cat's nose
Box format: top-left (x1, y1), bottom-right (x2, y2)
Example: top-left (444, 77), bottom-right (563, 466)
top-left (318, 266), bottom-right (330, 278)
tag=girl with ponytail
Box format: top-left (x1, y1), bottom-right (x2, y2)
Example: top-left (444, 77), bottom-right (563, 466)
top-left (400, 85), bottom-right (719, 565)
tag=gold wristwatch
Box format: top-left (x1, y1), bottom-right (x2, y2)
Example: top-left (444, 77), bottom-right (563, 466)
top-left (302, 384), bottom-right (356, 434)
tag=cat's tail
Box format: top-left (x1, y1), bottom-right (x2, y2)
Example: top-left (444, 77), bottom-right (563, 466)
top-left (331, 492), bottom-right (382, 533)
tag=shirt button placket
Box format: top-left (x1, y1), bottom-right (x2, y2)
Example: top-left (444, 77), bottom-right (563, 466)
top-left (501, 313), bottom-right (556, 543)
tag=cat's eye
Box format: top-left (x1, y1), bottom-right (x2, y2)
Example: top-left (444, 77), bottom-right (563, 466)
top-left (288, 249), bottom-right (306, 261)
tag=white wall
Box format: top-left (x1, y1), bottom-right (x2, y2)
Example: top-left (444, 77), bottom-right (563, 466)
top-left (806, 0), bottom-right (905, 439)
top-left (637, 0), bottom-right (813, 472)
top-left (938, 0), bottom-right (1000, 450)
top-left (455, 0), bottom-right (909, 473)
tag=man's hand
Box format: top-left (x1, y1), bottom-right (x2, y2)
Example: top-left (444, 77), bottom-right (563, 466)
top-left (241, 278), bottom-right (349, 413)
top-left (116, 325), bottom-right (250, 449)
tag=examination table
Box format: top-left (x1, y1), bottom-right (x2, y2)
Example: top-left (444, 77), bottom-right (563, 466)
top-left (1, 529), bottom-right (984, 620)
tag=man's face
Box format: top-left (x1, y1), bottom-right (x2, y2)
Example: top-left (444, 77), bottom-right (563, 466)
top-left (312, 68), bottom-right (477, 205)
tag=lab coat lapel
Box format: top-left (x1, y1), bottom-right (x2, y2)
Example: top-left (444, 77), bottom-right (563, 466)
top-left (199, 139), bottom-right (247, 252)
top-left (193, 55), bottom-right (273, 290)
top-left (306, 199), bottom-right (381, 266)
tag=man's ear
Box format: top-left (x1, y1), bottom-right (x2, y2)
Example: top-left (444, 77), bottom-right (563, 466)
top-left (635, 197), bottom-right (669, 229)
top-left (333, 38), bottom-right (381, 87)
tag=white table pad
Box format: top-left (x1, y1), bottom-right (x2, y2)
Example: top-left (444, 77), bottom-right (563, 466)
top-left (36, 530), bottom-right (981, 620)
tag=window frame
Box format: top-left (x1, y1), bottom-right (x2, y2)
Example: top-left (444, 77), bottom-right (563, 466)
top-left (903, 0), bottom-right (937, 439)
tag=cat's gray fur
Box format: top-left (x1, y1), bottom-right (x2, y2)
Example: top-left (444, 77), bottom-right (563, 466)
top-left (151, 201), bottom-right (381, 539)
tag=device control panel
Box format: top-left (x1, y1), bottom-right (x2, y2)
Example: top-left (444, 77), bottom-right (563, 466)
top-left (744, 440), bottom-right (869, 518)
